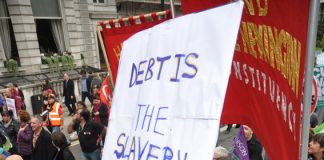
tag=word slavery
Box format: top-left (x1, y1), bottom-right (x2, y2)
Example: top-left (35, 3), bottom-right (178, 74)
top-left (114, 104), bottom-right (188, 159)
top-left (232, 61), bottom-right (297, 141)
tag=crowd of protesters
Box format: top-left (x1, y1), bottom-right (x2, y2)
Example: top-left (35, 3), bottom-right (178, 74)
top-left (0, 70), bottom-right (109, 160)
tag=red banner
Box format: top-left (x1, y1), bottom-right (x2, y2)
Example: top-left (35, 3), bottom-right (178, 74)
top-left (182, 0), bottom-right (310, 159)
top-left (99, 10), bottom-right (172, 84)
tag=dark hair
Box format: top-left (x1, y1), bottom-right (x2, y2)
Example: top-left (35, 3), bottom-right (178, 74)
top-left (80, 109), bottom-right (91, 121)
top-left (13, 83), bottom-right (18, 88)
top-left (2, 110), bottom-right (13, 118)
top-left (80, 70), bottom-right (86, 75)
top-left (51, 132), bottom-right (68, 148)
top-left (44, 79), bottom-right (49, 84)
top-left (88, 71), bottom-right (93, 74)
top-left (18, 110), bottom-right (31, 123)
top-left (93, 93), bottom-right (100, 100)
top-left (76, 101), bottom-right (87, 109)
top-left (312, 133), bottom-right (324, 147)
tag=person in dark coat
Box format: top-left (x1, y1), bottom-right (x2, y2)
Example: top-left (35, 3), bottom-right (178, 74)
top-left (30, 115), bottom-right (56, 160)
top-left (2, 111), bottom-right (19, 154)
top-left (51, 132), bottom-right (75, 160)
top-left (91, 94), bottom-right (108, 126)
top-left (63, 73), bottom-right (76, 116)
top-left (17, 110), bottom-right (33, 160)
top-left (243, 125), bottom-right (263, 160)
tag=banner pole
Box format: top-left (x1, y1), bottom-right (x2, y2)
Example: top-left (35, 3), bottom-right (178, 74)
top-left (96, 26), bottom-right (115, 88)
top-left (169, 0), bottom-right (176, 18)
top-left (300, 0), bottom-right (320, 159)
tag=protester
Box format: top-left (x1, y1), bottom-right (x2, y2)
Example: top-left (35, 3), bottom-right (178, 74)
top-left (45, 94), bottom-right (64, 133)
top-left (91, 73), bottom-right (102, 90)
top-left (92, 94), bottom-right (108, 126)
top-left (76, 101), bottom-right (87, 110)
top-left (30, 115), bottom-right (56, 160)
top-left (42, 79), bottom-right (56, 95)
top-left (68, 109), bottom-right (106, 160)
top-left (2, 111), bottom-right (19, 154)
top-left (5, 83), bottom-right (22, 114)
top-left (6, 154), bottom-right (23, 160)
top-left (0, 96), bottom-right (4, 114)
top-left (308, 133), bottom-right (324, 160)
top-left (13, 84), bottom-right (25, 110)
top-left (243, 125), bottom-right (263, 160)
top-left (80, 70), bottom-right (92, 104)
top-left (51, 132), bottom-right (75, 160)
top-left (213, 146), bottom-right (228, 160)
top-left (63, 73), bottom-right (76, 116)
top-left (17, 110), bottom-right (33, 160)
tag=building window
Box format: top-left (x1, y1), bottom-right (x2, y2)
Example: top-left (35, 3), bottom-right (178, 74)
top-left (93, 0), bottom-right (105, 4)
top-left (0, 0), bottom-right (19, 61)
top-left (31, 0), bottom-right (66, 53)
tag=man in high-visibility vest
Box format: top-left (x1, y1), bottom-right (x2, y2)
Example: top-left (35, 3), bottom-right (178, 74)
top-left (47, 94), bottom-right (64, 133)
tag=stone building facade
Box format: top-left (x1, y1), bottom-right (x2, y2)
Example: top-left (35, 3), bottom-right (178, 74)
top-left (0, 0), bottom-right (117, 76)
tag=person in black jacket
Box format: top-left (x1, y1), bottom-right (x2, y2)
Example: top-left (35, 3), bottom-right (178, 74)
top-left (30, 115), bottom-right (56, 160)
top-left (2, 111), bottom-right (19, 154)
top-left (243, 125), bottom-right (263, 160)
top-left (51, 132), bottom-right (75, 160)
top-left (63, 73), bottom-right (76, 116)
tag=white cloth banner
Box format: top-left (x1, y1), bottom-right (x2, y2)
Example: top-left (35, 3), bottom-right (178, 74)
top-left (102, 1), bottom-right (244, 159)
top-left (6, 98), bottom-right (17, 119)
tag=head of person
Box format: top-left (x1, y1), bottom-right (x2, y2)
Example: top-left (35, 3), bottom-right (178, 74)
top-left (74, 108), bottom-right (83, 122)
top-left (63, 73), bottom-right (69, 81)
top-left (5, 88), bottom-right (12, 97)
top-left (43, 79), bottom-right (50, 85)
top-left (18, 110), bottom-right (31, 127)
top-left (243, 125), bottom-right (253, 141)
top-left (42, 88), bottom-right (48, 96)
top-left (6, 155), bottom-right (23, 160)
top-left (2, 111), bottom-right (13, 123)
top-left (76, 101), bottom-right (87, 110)
top-left (80, 109), bottom-right (91, 122)
top-left (12, 83), bottom-right (18, 88)
top-left (30, 115), bottom-right (43, 132)
top-left (92, 94), bottom-right (101, 105)
top-left (6, 83), bottom-right (14, 90)
top-left (88, 71), bottom-right (93, 76)
top-left (51, 132), bottom-right (68, 149)
top-left (48, 94), bottom-right (56, 105)
top-left (213, 146), bottom-right (228, 160)
top-left (309, 133), bottom-right (324, 157)
top-left (92, 87), bottom-right (99, 95)
top-left (80, 70), bottom-right (86, 77)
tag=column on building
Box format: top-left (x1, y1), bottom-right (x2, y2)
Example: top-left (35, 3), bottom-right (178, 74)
top-left (6, 0), bottom-right (41, 73)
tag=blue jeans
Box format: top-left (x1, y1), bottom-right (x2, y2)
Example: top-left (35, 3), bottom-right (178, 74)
top-left (52, 126), bottom-right (60, 133)
top-left (82, 149), bottom-right (101, 160)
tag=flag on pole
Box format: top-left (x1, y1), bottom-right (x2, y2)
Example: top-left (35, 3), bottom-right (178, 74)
top-left (99, 11), bottom-right (171, 84)
top-left (102, 1), bottom-right (244, 159)
top-left (230, 126), bottom-right (249, 160)
top-left (181, 0), bottom-right (311, 159)
top-left (99, 76), bottom-right (112, 107)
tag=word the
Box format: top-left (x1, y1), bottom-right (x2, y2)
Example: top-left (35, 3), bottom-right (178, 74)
top-left (129, 53), bottom-right (199, 88)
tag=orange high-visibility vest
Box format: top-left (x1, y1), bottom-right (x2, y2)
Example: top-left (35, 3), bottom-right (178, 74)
top-left (49, 102), bottom-right (62, 126)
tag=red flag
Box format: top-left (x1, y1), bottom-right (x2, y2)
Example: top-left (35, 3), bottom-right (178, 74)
top-left (99, 10), bottom-right (171, 84)
top-left (182, 0), bottom-right (310, 159)
top-left (181, 0), bottom-right (230, 14)
top-left (99, 76), bottom-right (112, 107)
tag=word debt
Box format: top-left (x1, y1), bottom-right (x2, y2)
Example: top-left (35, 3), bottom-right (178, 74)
top-left (114, 133), bottom-right (188, 160)
top-left (129, 53), bottom-right (199, 88)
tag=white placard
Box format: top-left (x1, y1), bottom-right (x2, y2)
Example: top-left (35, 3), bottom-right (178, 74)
top-left (6, 98), bottom-right (17, 119)
top-left (102, 1), bottom-right (244, 159)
